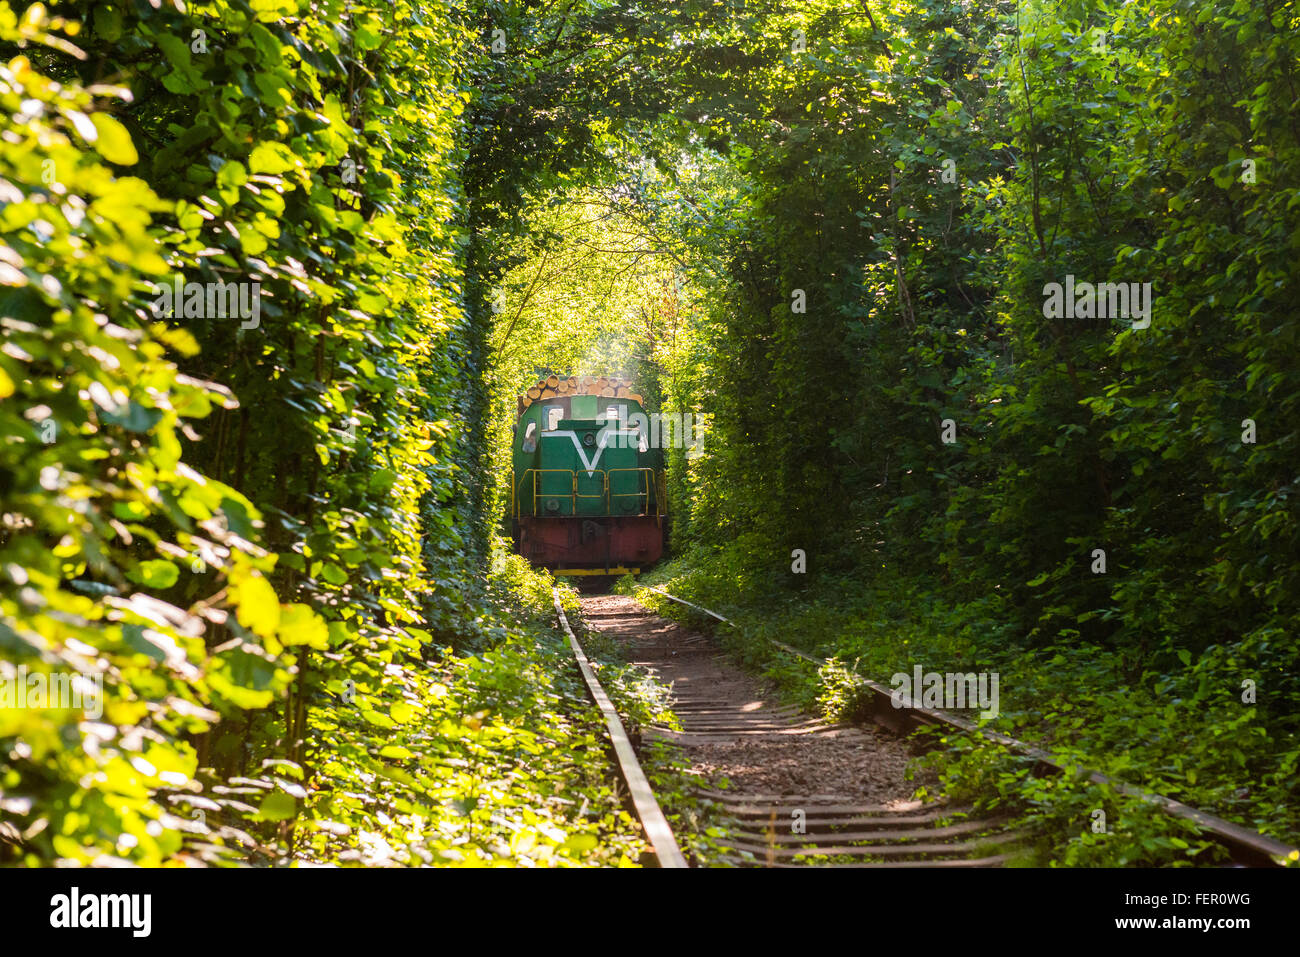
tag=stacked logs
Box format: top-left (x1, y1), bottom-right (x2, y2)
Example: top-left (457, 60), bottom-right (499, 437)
top-left (518, 374), bottom-right (643, 415)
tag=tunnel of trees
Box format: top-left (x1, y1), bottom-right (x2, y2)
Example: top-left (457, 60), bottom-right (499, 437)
top-left (1, 0), bottom-right (1297, 867)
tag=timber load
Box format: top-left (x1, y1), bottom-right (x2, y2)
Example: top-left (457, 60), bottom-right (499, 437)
top-left (516, 374), bottom-right (642, 416)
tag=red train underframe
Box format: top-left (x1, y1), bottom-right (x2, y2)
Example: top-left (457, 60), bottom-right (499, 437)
top-left (517, 515), bottom-right (663, 570)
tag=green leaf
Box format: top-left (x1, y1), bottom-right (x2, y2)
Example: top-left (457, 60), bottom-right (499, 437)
top-left (248, 141), bottom-right (297, 175)
top-left (92, 5), bottom-right (122, 42)
top-left (390, 701), bottom-right (415, 723)
top-left (562, 833), bottom-right (598, 854)
top-left (278, 603), bottom-right (329, 649)
top-left (250, 0), bottom-right (300, 23)
top-left (368, 468), bottom-right (398, 494)
top-left (258, 791), bottom-right (296, 822)
top-left (128, 559), bottom-right (180, 589)
top-left (91, 114), bottom-right (138, 165)
top-left (328, 621), bottom-right (353, 648)
top-left (234, 573), bottom-right (281, 638)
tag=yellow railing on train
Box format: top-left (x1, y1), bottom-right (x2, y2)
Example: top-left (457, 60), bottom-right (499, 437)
top-left (606, 467), bottom-right (656, 514)
top-left (513, 468), bottom-right (664, 518)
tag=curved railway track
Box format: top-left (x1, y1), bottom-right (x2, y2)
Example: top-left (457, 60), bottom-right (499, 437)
top-left (555, 587), bottom-right (1299, 869)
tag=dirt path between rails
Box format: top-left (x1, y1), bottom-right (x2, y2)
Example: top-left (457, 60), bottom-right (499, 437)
top-left (579, 594), bottom-right (929, 806)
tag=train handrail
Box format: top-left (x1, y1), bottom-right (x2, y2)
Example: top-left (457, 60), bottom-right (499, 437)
top-left (574, 468), bottom-right (608, 508)
top-left (607, 467), bottom-right (658, 516)
top-left (514, 467), bottom-right (665, 518)
top-left (515, 468), bottom-right (577, 518)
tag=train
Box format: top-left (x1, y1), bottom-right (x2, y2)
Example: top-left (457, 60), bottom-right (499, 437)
top-left (509, 374), bottom-right (665, 576)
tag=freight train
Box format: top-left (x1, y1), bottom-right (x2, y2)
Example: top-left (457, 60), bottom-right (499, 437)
top-left (509, 374), bottom-right (665, 575)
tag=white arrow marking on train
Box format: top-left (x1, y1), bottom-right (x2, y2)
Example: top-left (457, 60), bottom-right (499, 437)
top-left (541, 430), bottom-right (637, 475)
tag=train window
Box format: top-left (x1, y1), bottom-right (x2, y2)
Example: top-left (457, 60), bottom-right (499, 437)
top-left (522, 421), bottom-right (537, 453)
top-left (545, 406), bottom-right (564, 431)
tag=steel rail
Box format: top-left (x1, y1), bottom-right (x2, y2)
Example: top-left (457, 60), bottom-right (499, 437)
top-left (638, 585), bottom-right (1299, 868)
top-left (553, 588), bottom-right (688, 868)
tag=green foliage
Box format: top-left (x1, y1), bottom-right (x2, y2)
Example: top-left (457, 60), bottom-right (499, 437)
top-left (298, 555), bottom-right (653, 867)
top-left (614, 0), bottom-right (1300, 860)
top-left (5, 0), bottom-right (1299, 868)
top-left (0, 0), bottom-right (657, 867)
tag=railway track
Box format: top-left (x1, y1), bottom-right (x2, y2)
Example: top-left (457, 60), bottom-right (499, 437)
top-left (556, 590), bottom-right (1022, 867)
top-left (556, 587), bottom-right (1300, 869)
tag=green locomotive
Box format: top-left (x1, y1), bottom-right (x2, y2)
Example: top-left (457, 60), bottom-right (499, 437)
top-left (510, 375), bottom-right (665, 575)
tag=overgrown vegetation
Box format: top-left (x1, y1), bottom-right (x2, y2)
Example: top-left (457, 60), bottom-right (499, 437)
top-left (497, 0), bottom-right (1296, 866)
top-left (470, 0), bottom-right (1299, 863)
top-left (3, 0), bottom-right (1297, 867)
top-left (0, 0), bottom-right (677, 867)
